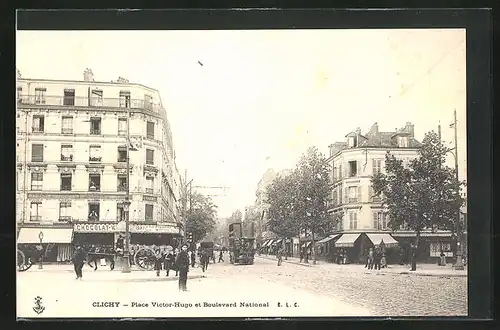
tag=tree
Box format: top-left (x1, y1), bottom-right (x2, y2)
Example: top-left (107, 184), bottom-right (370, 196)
top-left (293, 147), bottom-right (334, 264)
top-left (372, 131), bottom-right (465, 271)
top-left (185, 192), bottom-right (218, 243)
top-left (266, 171), bottom-right (300, 258)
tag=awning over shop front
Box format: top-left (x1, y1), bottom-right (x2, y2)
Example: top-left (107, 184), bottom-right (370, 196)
top-left (366, 233), bottom-right (399, 247)
top-left (274, 239), bottom-right (283, 245)
top-left (335, 233), bottom-right (361, 248)
top-left (301, 242), bottom-right (312, 248)
top-left (261, 240), bottom-right (270, 247)
top-left (317, 234), bottom-right (341, 245)
top-left (17, 227), bottom-right (74, 244)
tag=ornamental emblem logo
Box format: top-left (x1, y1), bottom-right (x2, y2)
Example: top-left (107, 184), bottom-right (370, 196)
top-left (32, 296), bottom-right (45, 314)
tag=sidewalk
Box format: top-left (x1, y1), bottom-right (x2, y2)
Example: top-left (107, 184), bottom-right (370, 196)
top-left (256, 255), bottom-right (467, 277)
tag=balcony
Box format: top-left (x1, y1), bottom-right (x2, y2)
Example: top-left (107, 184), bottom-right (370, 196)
top-left (90, 128), bottom-right (101, 135)
top-left (61, 154), bottom-right (73, 161)
top-left (348, 197), bottom-right (358, 203)
top-left (18, 95), bottom-right (163, 114)
top-left (30, 215), bottom-right (42, 221)
top-left (145, 188), bottom-right (154, 194)
top-left (61, 128), bottom-right (73, 135)
top-left (117, 183), bottom-right (127, 192)
top-left (59, 216), bottom-right (72, 222)
top-left (89, 156), bottom-right (102, 162)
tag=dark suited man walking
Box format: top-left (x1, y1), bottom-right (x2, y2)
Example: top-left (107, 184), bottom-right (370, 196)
top-left (72, 245), bottom-right (86, 280)
top-left (175, 244), bottom-right (190, 291)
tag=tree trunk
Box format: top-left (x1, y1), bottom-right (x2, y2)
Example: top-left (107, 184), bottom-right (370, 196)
top-left (312, 230), bottom-right (317, 265)
top-left (283, 238), bottom-right (288, 260)
top-left (410, 229), bottom-right (420, 271)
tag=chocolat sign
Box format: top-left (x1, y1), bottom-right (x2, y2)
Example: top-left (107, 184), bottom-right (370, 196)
top-left (74, 223), bottom-right (179, 234)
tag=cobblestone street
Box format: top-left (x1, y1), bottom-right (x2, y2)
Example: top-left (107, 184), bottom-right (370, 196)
top-left (17, 256), bottom-right (466, 318)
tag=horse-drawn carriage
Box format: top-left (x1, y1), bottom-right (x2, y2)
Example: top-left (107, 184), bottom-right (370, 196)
top-left (17, 243), bottom-right (49, 272)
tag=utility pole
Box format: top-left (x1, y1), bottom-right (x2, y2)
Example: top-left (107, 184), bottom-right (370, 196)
top-left (452, 110), bottom-right (464, 270)
top-left (121, 106), bottom-right (132, 273)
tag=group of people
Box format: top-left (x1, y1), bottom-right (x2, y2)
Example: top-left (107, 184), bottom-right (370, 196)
top-left (364, 246), bottom-right (387, 270)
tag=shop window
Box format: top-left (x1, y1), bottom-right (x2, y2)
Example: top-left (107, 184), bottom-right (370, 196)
top-left (117, 174), bottom-right (127, 192)
top-left (60, 173), bottom-right (72, 191)
top-left (89, 174), bottom-right (101, 192)
top-left (31, 172), bottom-right (43, 191)
top-left (30, 201), bottom-right (42, 221)
top-left (89, 145), bottom-right (102, 162)
top-left (88, 202), bottom-right (100, 221)
top-left (61, 144), bottom-right (73, 161)
top-left (90, 117), bottom-right (101, 135)
top-left (145, 204), bottom-right (154, 222)
top-left (59, 201), bottom-right (72, 221)
top-left (32, 115), bottom-right (44, 133)
top-left (146, 149), bottom-right (154, 165)
top-left (61, 116), bottom-right (73, 134)
top-left (118, 118), bottom-right (127, 136)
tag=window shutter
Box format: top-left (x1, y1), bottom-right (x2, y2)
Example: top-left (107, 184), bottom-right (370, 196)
top-left (357, 160), bottom-right (361, 176)
top-left (344, 187), bottom-right (348, 203)
top-left (357, 186), bottom-right (362, 202)
top-left (339, 165), bottom-right (342, 179)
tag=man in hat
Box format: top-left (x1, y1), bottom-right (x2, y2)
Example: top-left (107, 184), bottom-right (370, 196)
top-left (175, 244), bottom-right (190, 291)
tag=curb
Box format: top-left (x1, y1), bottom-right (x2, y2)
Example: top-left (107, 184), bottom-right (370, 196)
top-left (256, 256), bottom-right (467, 277)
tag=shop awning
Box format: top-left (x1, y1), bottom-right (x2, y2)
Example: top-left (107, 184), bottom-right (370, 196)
top-left (17, 227), bottom-right (74, 244)
top-left (335, 233), bottom-right (361, 247)
top-left (266, 240), bottom-right (275, 247)
top-left (366, 233), bottom-right (399, 247)
top-left (317, 234), bottom-right (341, 245)
top-left (261, 240), bottom-right (270, 247)
top-left (301, 242), bottom-right (312, 248)
top-left (274, 239), bottom-right (283, 245)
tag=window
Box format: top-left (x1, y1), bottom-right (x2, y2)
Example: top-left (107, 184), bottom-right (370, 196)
top-left (89, 174), bottom-right (101, 191)
top-left (146, 149), bottom-right (154, 165)
top-left (369, 186), bottom-right (381, 202)
top-left (61, 116), bottom-right (73, 134)
top-left (372, 159), bottom-right (382, 175)
top-left (17, 87), bottom-right (22, 103)
top-left (61, 144), bottom-right (73, 161)
top-left (60, 173), bottom-right (72, 191)
top-left (347, 186), bottom-right (358, 203)
top-left (146, 176), bottom-right (154, 194)
top-left (348, 136), bottom-right (356, 147)
top-left (145, 204), bottom-right (154, 222)
top-left (88, 202), bottom-right (100, 221)
top-left (63, 89), bottom-right (75, 106)
top-left (59, 201), bottom-right (72, 221)
top-left (331, 190), bottom-right (337, 207)
top-left (90, 117), bottom-right (101, 135)
top-left (89, 145), bottom-right (102, 162)
top-left (338, 164), bottom-right (342, 180)
top-left (399, 136), bottom-right (409, 148)
top-left (117, 146), bottom-right (127, 162)
top-left (373, 212), bottom-right (388, 230)
top-left (348, 161), bottom-right (357, 177)
top-left (30, 202), bottom-right (41, 221)
top-left (31, 172), bottom-right (43, 190)
top-left (144, 94), bottom-right (153, 110)
top-left (31, 144), bottom-right (44, 162)
top-left (338, 187), bottom-right (343, 205)
top-left (34, 88), bottom-right (46, 104)
top-left (147, 121), bottom-right (155, 139)
top-left (91, 89), bottom-right (103, 107)
top-left (119, 91), bottom-right (131, 108)
top-left (32, 115), bottom-right (44, 133)
top-left (117, 174), bottom-right (127, 192)
top-left (116, 203), bottom-right (125, 221)
top-left (118, 118), bottom-right (127, 136)
top-left (349, 212), bottom-right (357, 229)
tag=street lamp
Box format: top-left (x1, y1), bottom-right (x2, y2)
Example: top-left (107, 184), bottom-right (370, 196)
top-left (38, 231), bottom-right (44, 269)
top-left (121, 200), bottom-right (131, 273)
top-left (449, 110), bottom-right (464, 271)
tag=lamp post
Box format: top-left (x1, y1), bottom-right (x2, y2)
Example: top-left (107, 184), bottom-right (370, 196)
top-left (121, 200), bottom-right (131, 273)
top-left (38, 231), bottom-right (44, 269)
top-left (450, 110), bottom-right (464, 270)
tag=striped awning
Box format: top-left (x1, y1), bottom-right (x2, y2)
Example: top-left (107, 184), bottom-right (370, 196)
top-left (274, 239), bottom-right (283, 245)
top-left (317, 234), bottom-right (340, 245)
top-left (335, 233), bottom-right (361, 248)
top-left (366, 233), bottom-right (399, 247)
top-left (261, 240), bottom-right (270, 247)
top-left (18, 227), bottom-right (74, 244)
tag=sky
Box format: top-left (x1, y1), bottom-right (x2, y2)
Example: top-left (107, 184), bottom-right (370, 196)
top-left (16, 29), bottom-right (467, 218)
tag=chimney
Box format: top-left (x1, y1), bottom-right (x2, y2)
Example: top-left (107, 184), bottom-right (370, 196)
top-left (369, 122), bottom-right (379, 136)
top-left (438, 123), bottom-right (442, 140)
top-left (83, 68), bottom-right (94, 82)
top-left (117, 76), bottom-right (129, 84)
top-left (330, 142), bottom-right (346, 156)
top-left (355, 127), bottom-right (361, 135)
top-left (405, 122), bottom-right (414, 137)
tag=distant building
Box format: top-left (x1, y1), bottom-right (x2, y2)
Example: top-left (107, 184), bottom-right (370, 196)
top-left (16, 69), bottom-right (183, 261)
top-left (323, 122), bottom-right (455, 264)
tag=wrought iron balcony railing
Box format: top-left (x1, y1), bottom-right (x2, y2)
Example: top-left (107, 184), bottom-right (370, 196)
top-left (30, 215), bottom-right (42, 221)
top-left (18, 95), bottom-right (163, 113)
top-left (61, 154), bottom-right (73, 161)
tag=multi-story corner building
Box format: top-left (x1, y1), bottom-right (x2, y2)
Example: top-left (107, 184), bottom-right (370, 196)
top-left (323, 122), bottom-right (455, 264)
top-left (16, 69), bottom-right (183, 262)
top-left (254, 168), bottom-right (277, 246)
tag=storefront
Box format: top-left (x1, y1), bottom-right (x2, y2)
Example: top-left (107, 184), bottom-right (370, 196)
top-left (316, 234), bottom-right (341, 262)
top-left (17, 226), bottom-right (74, 263)
top-left (391, 230), bottom-right (454, 264)
top-left (334, 232), bottom-right (399, 264)
top-left (73, 223), bottom-right (117, 248)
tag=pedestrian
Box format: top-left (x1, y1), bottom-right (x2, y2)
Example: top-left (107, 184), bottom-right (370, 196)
top-left (218, 250), bottom-right (224, 263)
top-left (154, 249), bottom-right (163, 277)
top-left (373, 246), bottom-right (382, 270)
top-left (368, 248), bottom-right (374, 269)
top-left (277, 248), bottom-right (283, 266)
top-left (190, 249), bottom-right (196, 268)
top-left (200, 250), bottom-right (209, 272)
top-left (72, 245), bottom-right (86, 280)
top-left (172, 248), bottom-right (179, 276)
top-left (299, 249), bottom-right (303, 263)
top-left (164, 249), bottom-right (174, 277)
top-left (381, 252), bottom-right (387, 268)
top-left (175, 244), bottom-right (190, 291)
top-left (364, 249), bottom-right (369, 268)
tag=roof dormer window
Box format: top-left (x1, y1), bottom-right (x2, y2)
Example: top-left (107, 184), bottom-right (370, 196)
top-left (398, 136), bottom-right (409, 148)
top-left (348, 136), bottom-right (357, 148)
